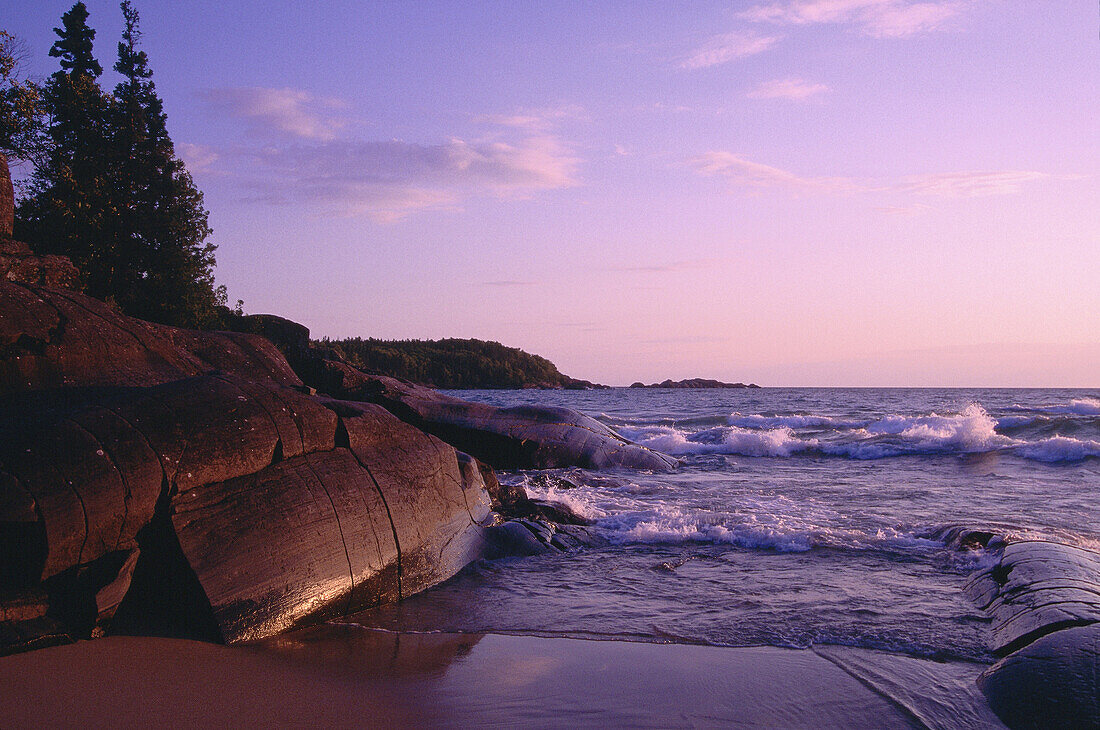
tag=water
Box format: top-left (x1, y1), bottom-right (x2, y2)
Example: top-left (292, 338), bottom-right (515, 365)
top-left (346, 388), bottom-right (1100, 664)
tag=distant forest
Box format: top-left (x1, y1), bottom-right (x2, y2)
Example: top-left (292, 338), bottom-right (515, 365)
top-left (324, 337), bottom-right (599, 390)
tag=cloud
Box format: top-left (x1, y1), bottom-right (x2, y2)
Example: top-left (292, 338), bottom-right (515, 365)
top-left (474, 105), bottom-right (587, 132)
top-left (893, 170), bottom-right (1051, 197)
top-left (227, 135), bottom-right (579, 222)
top-left (199, 87), bottom-right (347, 140)
top-left (177, 142), bottom-right (219, 173)
top-left (680, 31), bottom-right (780, 69)
top-left (740, 0), bottom-right (963, 38)
top-left (690, 151), bottom-right (1055, 200)
top-left (689, 152), bottom-right (853, 192)
top-left (746, 78), bottom-right (831, 100)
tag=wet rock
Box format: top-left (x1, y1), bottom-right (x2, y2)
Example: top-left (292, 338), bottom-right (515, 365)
top-left (964, 541), bottom-right (1100, 654)
top-left (978, 623), bottom-right (1099, 730)
top-left (965, 541), bottom-right (1100, 728)
top-left (483, 521), bottom-right (556, 557)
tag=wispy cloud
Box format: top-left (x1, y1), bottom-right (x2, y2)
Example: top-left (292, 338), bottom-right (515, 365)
top-left (197, 88), bottom-right (581, 222)
top-left (746, 78), bottom-right (831, 100)
top-left (177, 142), bottom-right (219, 173)
top-left (893, 170), bottom-right (1050, 197)
top-left (680, 31), bottom-right (780, 70)
top-left (231, 136), bottom-right (579, 221)
top-left (690, 151), bottom-right (1056, 201)
top-left (740, 0), bottom-right (963, 38)
top-left (199, 87), bottom-right (347, 140)
top-left (689, 152), bottom-right (853, 192)
top-left (474, 105), bottom-right (587, 132)
top-left (481, 280), bottom-right (535, 288)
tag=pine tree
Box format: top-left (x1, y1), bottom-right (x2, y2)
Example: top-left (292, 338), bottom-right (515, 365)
top-left (17, 2), bottom-right (116, 297)
top-left (110, 1), bottom-right (222, 327)
top-left (0, 30), bottom-right (44, 237)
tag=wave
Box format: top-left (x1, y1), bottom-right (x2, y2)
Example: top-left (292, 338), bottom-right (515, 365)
top-left (1011, 397), bottom-right (1100, 416)
top-left (617, 424), bottom-right (816, 457)
top-left (615, 404), bottom-right (1100, 463)
top-left (727, 413), bottom-right (865, 430)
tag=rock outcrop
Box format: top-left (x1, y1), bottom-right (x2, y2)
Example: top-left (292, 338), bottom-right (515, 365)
top-left (296, 355), bottom-right (678, 472)
top-left (965, 540), bottom-right (1100, 728)
top-left (0, 280), bottom-right (492, 651)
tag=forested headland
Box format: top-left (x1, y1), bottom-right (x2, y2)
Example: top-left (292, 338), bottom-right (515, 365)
top-left (322, 337), bottom-right (605, 390)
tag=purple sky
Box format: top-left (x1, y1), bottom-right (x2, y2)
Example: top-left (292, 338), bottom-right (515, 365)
top-left (6, 0), bottom-right (1098, 385)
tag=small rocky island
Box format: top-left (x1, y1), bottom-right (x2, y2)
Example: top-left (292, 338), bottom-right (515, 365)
top-left (630, 378), bottom-right (760, 389)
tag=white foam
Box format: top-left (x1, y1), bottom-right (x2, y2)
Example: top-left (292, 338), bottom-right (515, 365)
top-left (619, 424), bottom-right (816, 457)
top-left (1013, 397), bottom-right (1100, 416)
top-left (727, 413), bottom-right (864, 430)
top-left (1014, 436), bottom-right (1100, 463)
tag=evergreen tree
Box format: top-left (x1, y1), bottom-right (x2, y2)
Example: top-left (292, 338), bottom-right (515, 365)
top-left (109, 0), bottom-right (222, 326)
top-left (0, 30), bottom-right (44, 237)
top-left (18, 2), bottom-right (225, 328)
top-left (17, 2), bottom-right (116, 296)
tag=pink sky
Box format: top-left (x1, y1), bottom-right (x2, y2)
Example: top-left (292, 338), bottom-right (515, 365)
top-left (8, 0), bottom-right (1099, 385)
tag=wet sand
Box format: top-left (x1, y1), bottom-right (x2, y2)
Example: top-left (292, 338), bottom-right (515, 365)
top-left (0, 626), bottom-right (1003, 728)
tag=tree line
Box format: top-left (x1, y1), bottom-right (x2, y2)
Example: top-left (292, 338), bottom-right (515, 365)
top-left (326, 337), bottom-right (585, 390)
top-left (1, 2), bottom-right (228, 328)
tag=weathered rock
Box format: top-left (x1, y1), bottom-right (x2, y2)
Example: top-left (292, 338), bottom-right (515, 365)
top-left (171, 400), bottom-right (492, 644)
top-left (0, 373), bottom-right (337, 586)
top-left (0, 240), bottom-right (80, 290)
top-left (301, 358), bottom-right (677, 471)
top-left (0, 281), bottom-right (304, 396)
top-left (336, 400), bottom-right (491, 599)
top-left (978, 623), bottom-right (1099, 730)
top-left (965, 540), bottom-right (1100, 728)
top-left (0, 155), bottom-right (13, 240)
top-left (964, 541), bottom-right (1100, 654)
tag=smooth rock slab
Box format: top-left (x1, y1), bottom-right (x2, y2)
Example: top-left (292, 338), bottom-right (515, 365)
top-left (978, 623), bottom-right (1099, 730)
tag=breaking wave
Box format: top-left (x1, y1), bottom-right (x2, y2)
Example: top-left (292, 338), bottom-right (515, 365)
top-left (614, 402), bottom-right (1100, 463)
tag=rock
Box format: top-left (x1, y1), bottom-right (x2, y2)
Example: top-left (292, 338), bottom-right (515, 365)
top-left (978, 623), bottom-right (1099, 730)
top-left (483, 520), bottom-right (556, 557)
top-left (0, 281), bottom-right (303, 396)
top-left (1, 240), bottom-right (80, 290)
top-left (965, 541), bottom-right (1100, 728)
top-left (963, 541), bottom-right (1100, 654)
top-left (302, 359), bottom-right (677, 471)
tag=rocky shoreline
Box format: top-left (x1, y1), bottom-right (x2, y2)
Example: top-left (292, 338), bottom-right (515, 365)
top-left (1, 200), bottom-right (1095, 726)
top-left (0, 210), bottom-right (673, 655)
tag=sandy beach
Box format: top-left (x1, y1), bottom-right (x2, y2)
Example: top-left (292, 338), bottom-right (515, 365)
top-left (0, 625), bottom-right (1003, 728)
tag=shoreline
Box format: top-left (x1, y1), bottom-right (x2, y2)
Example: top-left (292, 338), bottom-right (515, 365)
top-left (0, 627), bottom-right (1002, 728)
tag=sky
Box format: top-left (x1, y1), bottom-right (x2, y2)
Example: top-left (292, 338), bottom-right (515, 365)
top-left (4, 0), bottom-right (1098, 386)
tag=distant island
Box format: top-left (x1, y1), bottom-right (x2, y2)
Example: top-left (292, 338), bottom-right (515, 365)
top-left (630, 378), bottom-right (760, 389)
top-left (320, 336), bottom-right (607, 390)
